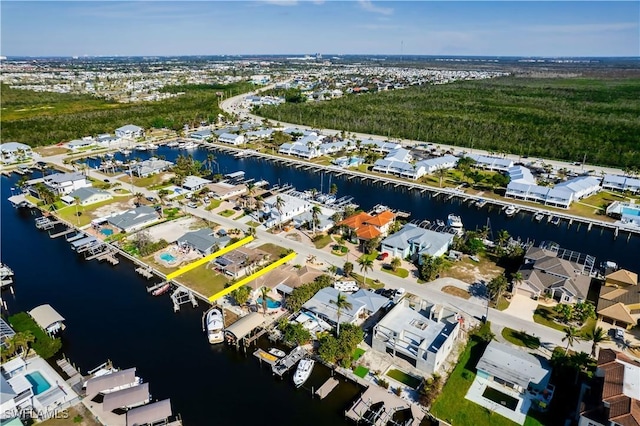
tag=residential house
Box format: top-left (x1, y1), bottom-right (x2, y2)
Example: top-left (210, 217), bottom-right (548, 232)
top-left (95, 133), bottom-right (120, 147)
top-left (338, 211), bottom-right (396, 245)
top-left (278, 133), bottom-right (324, 159)
top-left (62, 187), bottom-right (112, 206)
top-left (372, 298), bottom-right (461, 375)
top-left (67, 138), bottom-right (96, 151)
top-left (182, 176), bottom-right (212, 192)
top-left (401, 155), bottom-right (459, 180)
top-left (189, 129), bottom-right (212, 141)
top-left (245, 129), bottom-right (274, 140)
top-left (43, 172), bottom-right (91, 195)
top-left (258, 264), bottom-right (324, 295)
top-left (130, 159), bottom-right (174, 178)
top-left (293, 209), bottom-right (335, 233)
top-left (469, 341), bottom-right (552, 424)
top-left (606, 202), bottom-right (640, 228)
top-left (602, 174), bottom-right (640, 194)
top-left (176, 228), bottom-right (230, 256)
top-left (555, 176), bottom-right (602, 200)
top-left (597, 269), bottom-right (639, 329)
top-left (261, 193), bottom-right (312, 228)
top-left (360, 138), bottom-right (402, 153)
top-left (578, 349), bottom-right (640, 426)
top-left (467, 154), bottom-right (514, 172)
top-left (115, 124), bottom-right (144, 139)
top-left (380, 223), bottom-right (454, 260)
top-left (206, 181), bottom-right (247, 200)
top-left (214, 247), bottom-right (270, 279)
top-left (0, 142), bottom-right (33, 164)
top-left (506, 182), bottom-right (574, 209)
top-left (513, 246), bottom-right (591, 303)
top-left (302, 287), bottom-right (388, 328)
top-left (218, 133), bottom-right (245, 145)
top-left (107, 206), bottom-right (159, 233)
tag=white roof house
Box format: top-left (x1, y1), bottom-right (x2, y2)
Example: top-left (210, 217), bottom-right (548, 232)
top-left (182, 176), bottom-right (212, 191)
top-left (301, 287), bottom-right (388, 327)
top-left (506, 182), bottom-right (574, 209)
top-left (380, 224), bottom-right (454, 260)
top-left (67, 139), bottom-right (96, 150)
top-left (278, 133), bottom-right (324, 159)
top-left (29, 304), bottom-right (65, 334)
top-left (43, 172), bottom-right (91, 195)
top-left (115, 124), bottom-right (144, 139)
top-left (189, 129), bottom-right (212, 140)
top-left (372, 298), bottom-right (461, 375)
top-left (360, 138), bottom-right (401, 153)
top-left (261, 193), bottom-right (312, 228)
top-left (245, 129), bottom-right (274, 140)
top-left (468, 154), bottom-right (514, 172)
top-left (218, 133), bottom-right (245, 145)
top-left (130, 159), bottom-right (174, 178)
top-left (602, 174), bottom-right (640, 193)
top-left (107, 206), bottom-right (159, 232)
top-left (508, 165), bottom-right (536, 184)
top-left (555, 175), bottom-right (601, 200)
top-left (0, 142), bottom-right (33, 164)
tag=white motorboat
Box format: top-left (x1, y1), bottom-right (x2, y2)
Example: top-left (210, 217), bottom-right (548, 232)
top-left (435, 219), bottom-right (446, 227)
top-left (166, 141), bottom-right (180, 148)
top-left (147, 143), bottom-right (158, 150)
top-left (447, 214), bottom-right (463, 229)
top-left (534, 213), bottom-right (545, 222)
top-left (206, 308), bottom-right (224, 344)
top-left (181, 142), bottom-right (197, 150)
top-left (134, 145), bottom-right (148, 151)
top-left (504, 205), bottom-right (517, 217)
top-left (268, 348), bottom-right (286, 358)
top-left (293, 358), bottom-right (314, 388)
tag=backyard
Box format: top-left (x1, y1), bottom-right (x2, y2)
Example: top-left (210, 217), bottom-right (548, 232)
top-left (533, 305), bottom-right (597, 338)
top-left (174, 264), bottom-right (229, 298)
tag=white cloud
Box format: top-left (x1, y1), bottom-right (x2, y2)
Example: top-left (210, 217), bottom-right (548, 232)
top-left (263, 0), bottom-right (299, 6)
top-left (358, 0), bottom-right (393, 16)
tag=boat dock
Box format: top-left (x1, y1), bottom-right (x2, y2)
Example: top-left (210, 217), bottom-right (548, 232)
top-left (253, 348), bottom-right (279, 366)
top-left (35, 216), bottom-right (59, 230)
top-left (136, 266), bottom-right (155, 279)
top-left (315, 377), bottom-right (339, 399)
top-left (272, 346), bottom-right (307, 377)
top-left (49, 227), bottom-right (76, 239)
top-left (56, 357), bottom-right (84, 389)
top-left (170, 286), bottom-right (198, 312)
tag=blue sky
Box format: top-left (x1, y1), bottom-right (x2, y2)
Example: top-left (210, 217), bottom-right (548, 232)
top-left (1, 1), bottom-right (638, 57)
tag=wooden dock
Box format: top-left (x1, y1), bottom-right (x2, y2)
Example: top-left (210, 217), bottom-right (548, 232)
top-left (49, 228), bottom-right (76, 239)
top-left (315, 377), bottom-right (339, 399)
top-left (56, 357), bottom-right (83, 388)
top-left (136, 266), bottom-right (155, 279)
top-left (272, 346), bottom-right (306, 377)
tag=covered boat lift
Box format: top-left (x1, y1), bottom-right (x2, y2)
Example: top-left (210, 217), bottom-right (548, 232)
top-left (224, 312), bottom-right (265, 346)
top-left (85, 368), bottom-right (137, 396)
top-left (28, 304), bottom-right (65, 334)
top-left (126, 398), bottom-right (173, 426)
top-left (102, 383), bottom-right (150, 411)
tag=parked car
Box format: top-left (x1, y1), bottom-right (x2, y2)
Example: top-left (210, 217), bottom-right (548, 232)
top-left (187, 202), bottom-right (197, 208)
top-left (377, 252), bottom-right (389, 261)
top-left (615, 327), bottom-right (625, 341)
top-left (334, 280), bottom-right (359, 293)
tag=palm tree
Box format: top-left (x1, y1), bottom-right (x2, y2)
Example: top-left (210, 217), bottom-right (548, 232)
top-left (260, 286), bottom-right (270, 315)
top-left (563, 326), bottom-right (581, 353)
top-left (310, 205), bottom-right (322, 235)
top-left (357, 257), bottom-right (374, 286)
top-left (74, 196), bottom-right (82, 225)
top-left (511, 271), bottom-right (524, 290)
top-left (496, 229), bottom-right (510, 247)
top-left (588, 326), bottom-right (610, 357)
top-left (14, 331), bottom-right (34, 358)
top-left (327, 264), bottom-right (338, 278)
top-left (245, 182), bottom-right (256, 210)
top-left (274, 196), bottom-right (285, 229)
top-left (134, 192), bottom-right (144, 205)
top-left (433, 168), bottom-right (448, 188)
top-left (206, 153), bottom-right (217, 174)
top-left (390, 257), bottom-right (402, 272)
top-left (330, 292), bottom-right (353, 337)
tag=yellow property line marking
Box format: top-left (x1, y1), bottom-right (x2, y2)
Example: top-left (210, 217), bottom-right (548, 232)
top-left (208, 251), bottom-right (297, 302)
top-left (165, 235), bottom-right (254, 281)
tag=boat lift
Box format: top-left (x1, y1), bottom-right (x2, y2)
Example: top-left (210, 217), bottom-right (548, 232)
top-left (170, 287), bottom-right (198, 312)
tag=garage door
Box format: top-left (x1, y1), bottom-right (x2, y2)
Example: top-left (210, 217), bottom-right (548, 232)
top-left (515, 287), bottom-right (535, 298)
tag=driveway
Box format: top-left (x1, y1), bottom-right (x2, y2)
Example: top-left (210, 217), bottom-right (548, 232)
top-left (503, 294), bottom-right (538, 322)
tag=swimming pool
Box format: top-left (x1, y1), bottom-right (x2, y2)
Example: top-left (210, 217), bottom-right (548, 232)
top-left (160, 252), bottom-right (177, 263)
top-left (256, 297), bottom-right (281, 309)
top-left (25, 371), bottom-right (51, 395)
top-left (100, 228), bottom-right (114, 236)
top-left (622, 207), bottom-right (640, 217)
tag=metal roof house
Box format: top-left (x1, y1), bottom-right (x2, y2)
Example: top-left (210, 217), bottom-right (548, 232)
top-left (372, 298), bottom-right (461, 375)
top-left (28, 304), bottom-right (65, 334)
top-left (67, 138), bottom-right (96, 151)
top-left (177, 228), bottom-right (230, 255)
top-left (126, 398), bottom-right (173, 426)
top-left (380, 223), bottom-right (454, 260)
top-left (130, 158), bottom-right (173, 178)
top-left (115, 124), bottom-right (144, 139)
top-left (301, 287), bottom-right (387, 328)
top-left (43, 172), bottom-right (91, 195)
top-left (218, 133), bottom-right (245, 145)
top-left (468, 154), bottom-right (514, 172)
top-left (62, 187), bottom-right (112, 206)
top-left (1, 142), bottom-right (33, 164)
top-left (107, 206), bottom-right (159, 233)
top-left (602, 174), bottom-right (640, 193)
top-left (188, 129), bottom-right (212, 140)
top-left (182, 175), bottom-right (212, 191)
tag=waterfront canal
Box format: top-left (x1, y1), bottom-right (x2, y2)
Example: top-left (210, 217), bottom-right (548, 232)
top-left (2, 146), bottom-right (638, 424)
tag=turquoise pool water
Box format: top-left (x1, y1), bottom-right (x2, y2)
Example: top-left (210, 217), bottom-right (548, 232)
top-left (160, 252), bottom-right (177, 263)
top-left (622, 207), bottom-right (640, 217)
top-left (100, 228), bottom-right (114, 236)
top-left (25, 371), bottom-right (51, 395)
top-left (257, 297), bottom-right (281, 309)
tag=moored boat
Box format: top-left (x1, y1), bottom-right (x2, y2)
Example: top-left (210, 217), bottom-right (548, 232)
top-left (447, 214), bottom-right (463, 229)
top-left (504, 205), bottom-right (517, 217)
top-left (206, 308), bottom-right (224, 344)
top-left (550, 216), bottom-right (561, 226)
top-left (268, 348), bottom-right (286, 358)
top-left (534, 212), bottom-right (545, 222)
top-left (293, 358), bottom-right (314, 388)
top-left (152, 283), bottom-right (171, 296)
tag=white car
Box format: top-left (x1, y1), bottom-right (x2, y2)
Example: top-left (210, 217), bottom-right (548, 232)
top-left (334, 280), bottom-right (359, 293)
top-left (615, 328), bottom-right (625, 341)
top-left (187, 202), bottom-right (197, 208)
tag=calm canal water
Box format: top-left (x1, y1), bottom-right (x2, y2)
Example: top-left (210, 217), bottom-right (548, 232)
top-left (2, 146), bottom-right (638, 424)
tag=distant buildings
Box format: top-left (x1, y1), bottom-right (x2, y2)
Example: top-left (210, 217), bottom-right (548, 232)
top-left (115, 124), bottom-right (145, 139)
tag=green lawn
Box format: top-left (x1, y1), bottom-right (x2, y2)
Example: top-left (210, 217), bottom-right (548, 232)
top-left (381, 265), bottom-right (410, 278)
top-left (501, 328), bottom-right (541, 349)
top-left (313, 234), bottom-right (333, 249)
top-left (350, 273), bottom-right (384, 289)
top-left (357, 251), bottom-right (378, 262)
top-left (219, 209), bottom-right (235, 217)
top-left (386, 369), bottom-right (421, 389)
top-left (352, 348), bottom-right (366, 362)
top-left (246, 220), bottom-right (260, 227)
top-left (175, 265), bottom-right (229, 298)
top-left (354, 366), bottom-right (369, 379)
top-left (7, 313), bottom-right (62, 359)
top-left (533, 305), bottom-right (597, 338)
top-left (496, 296), bottom-right (511, 311)
top-left (256, 243), bottom-right (290, 258)
top-left (205, 199), bottom-right (222, 211)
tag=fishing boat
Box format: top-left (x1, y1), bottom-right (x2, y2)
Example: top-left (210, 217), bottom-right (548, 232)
top-left (206, 308), bottom-right (224, 344)
top-left (534, 212), bottom-right (545, 222)
top-left (152, 283), bottom-right (171, 296)
top-left (293, 358), bottom-right (315, 388)
top-left (504, 205), bottom-right (517, 217)
top-left (268, 348), bottom-right (286, 358)
top-left (447, 214), bottom-right (463, 229)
